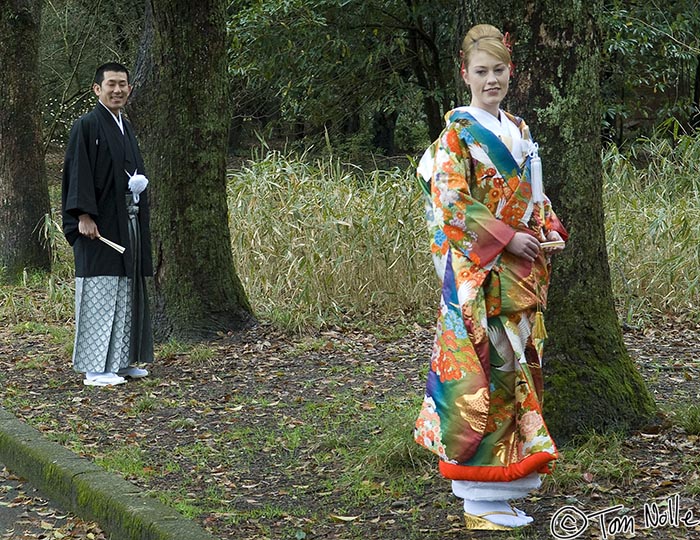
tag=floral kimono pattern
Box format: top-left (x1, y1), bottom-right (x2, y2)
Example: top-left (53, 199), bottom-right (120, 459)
top-left (414, 108), bottom-right (568, 482)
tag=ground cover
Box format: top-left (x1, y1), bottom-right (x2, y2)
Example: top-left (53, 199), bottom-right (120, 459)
top-left (0, 317), bottom-right (698, 540)
top-left (0, 466), bottom-right (106, 539)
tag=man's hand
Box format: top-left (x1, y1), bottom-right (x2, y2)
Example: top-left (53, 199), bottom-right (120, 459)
top-left (505, 231), bottom-right (540, 262)
top-left (78, 214), bottom-right (99, 240)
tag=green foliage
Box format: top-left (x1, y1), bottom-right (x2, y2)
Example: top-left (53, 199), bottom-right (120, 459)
top-left (602, 0), bottom-right (700, 140)
top-left (228, 0), bottom-right (457, 153)
top-left (603, 131), bottom-right (700, 325)
top-left (32, 0), bottom-right (700, 153)
top-left (39, 0), bottom-right (145, 147)
top-left (227, 148), bottom-right (435, 330)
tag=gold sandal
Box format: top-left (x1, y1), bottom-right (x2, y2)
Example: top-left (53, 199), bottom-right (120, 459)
top-left (463, 510), bottom-right (520, 531)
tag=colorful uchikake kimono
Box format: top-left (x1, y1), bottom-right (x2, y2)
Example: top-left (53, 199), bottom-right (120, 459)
top-left (414, 107), bottom-right (568, 485)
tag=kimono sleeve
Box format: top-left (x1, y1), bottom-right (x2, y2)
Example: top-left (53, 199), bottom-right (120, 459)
top-left (431, 124), bottom-right (515, 267)
top-left (61, 119), bottom-right (98, 245)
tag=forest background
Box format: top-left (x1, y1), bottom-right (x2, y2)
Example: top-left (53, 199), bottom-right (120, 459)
top-left (29, 0), bottom-right (700, 329)
top-left (0, 0), bottom-right (700, 539)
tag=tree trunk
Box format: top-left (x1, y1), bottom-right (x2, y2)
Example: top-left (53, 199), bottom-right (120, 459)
top-left (405, 16), bottom-right (446, 140)
top-left (128, 0), bottom-right (254, 340)
top-left (372, 110), bottom-right (399, 155)
top-left (471, 0), bottom-right (656, 442)
top-left (691, 53), bottom-right (700, 130)
top-left (0, 0), bottom-right (51, 282)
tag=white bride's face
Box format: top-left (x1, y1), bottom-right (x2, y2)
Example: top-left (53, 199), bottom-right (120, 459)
top-left (462, 50), bottom-right (510, 116)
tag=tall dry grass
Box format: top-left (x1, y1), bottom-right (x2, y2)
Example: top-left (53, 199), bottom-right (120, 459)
top-left (226, 150), bottom-right (436, 330)
top-left (3, 137), bottom-right (698, 331)
top-left (603, 134), bottom-right (700, 325)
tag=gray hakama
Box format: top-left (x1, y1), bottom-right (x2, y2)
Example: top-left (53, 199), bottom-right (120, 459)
top-left (72, 194), bottom-right (153, 373)
top-left (72, 276), bottom-right (132, 373)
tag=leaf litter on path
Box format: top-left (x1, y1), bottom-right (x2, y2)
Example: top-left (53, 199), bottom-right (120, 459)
top-left (0, 319), bottom-right (699, 539)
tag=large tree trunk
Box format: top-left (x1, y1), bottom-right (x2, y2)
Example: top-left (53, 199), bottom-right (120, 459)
top-left (0, 0), bottom-right (51, 282)
top-left (128, 0), bottom-right (254, 340)
top-left (472, 0), bottom-right (656, 441)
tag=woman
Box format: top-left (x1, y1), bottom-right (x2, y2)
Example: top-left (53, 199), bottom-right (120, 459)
top-left (414, 24), bottom-right (568, 530)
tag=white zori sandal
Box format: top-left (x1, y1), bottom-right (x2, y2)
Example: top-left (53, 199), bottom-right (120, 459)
top-left (83, 372), bottom-right (127, 386)
top-left (117, 366), bottom-right (149, 378)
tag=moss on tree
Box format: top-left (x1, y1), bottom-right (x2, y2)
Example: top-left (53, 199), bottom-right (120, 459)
top-left (0, 0), bottom-right (51, 281)
top-left (473, 0), bottom-right (656, 441)
top-left (128, 0), bottom-right (254, 340)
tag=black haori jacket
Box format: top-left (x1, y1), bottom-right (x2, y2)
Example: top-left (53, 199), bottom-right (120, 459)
top-left (62, 104), bottom-right (153, 278)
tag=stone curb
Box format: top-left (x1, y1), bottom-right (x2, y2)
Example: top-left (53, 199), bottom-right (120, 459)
top-left (0, 407), bottom-right (219, 540)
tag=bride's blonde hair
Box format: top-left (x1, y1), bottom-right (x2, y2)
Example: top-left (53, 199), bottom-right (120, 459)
top-left (461, 24), bottom-right (511, 68)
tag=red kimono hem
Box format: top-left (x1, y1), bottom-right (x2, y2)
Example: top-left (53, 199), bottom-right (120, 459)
top-left (439, 451), bottom-right (557, 482)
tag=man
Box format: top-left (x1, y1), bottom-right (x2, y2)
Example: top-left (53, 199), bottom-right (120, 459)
top-left (62, 62), bottom-right (153, 387)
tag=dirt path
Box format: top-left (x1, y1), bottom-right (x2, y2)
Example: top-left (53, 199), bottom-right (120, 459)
top-left (0, 319), bottom-right (698, 539)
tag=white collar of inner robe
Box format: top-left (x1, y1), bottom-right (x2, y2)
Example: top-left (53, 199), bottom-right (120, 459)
top-left (99, 101), bottom-right (124, 134)
top-left (465, 106), bottom-right (525, 163)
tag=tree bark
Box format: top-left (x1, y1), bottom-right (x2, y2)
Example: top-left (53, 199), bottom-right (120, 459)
top-left (128, 0), bottom-right (254, 340)
top-left (691, 53), bottom-right (700, 130)
top-left (0, 0), bottom-right (51, 282)
top-left (470, 0), bottom-right (656, 442)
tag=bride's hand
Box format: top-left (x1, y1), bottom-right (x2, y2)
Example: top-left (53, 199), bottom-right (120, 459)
top-left (505, 232), bottom-right (540, 262)
top-left (542, 230), bottom-right (565, 254)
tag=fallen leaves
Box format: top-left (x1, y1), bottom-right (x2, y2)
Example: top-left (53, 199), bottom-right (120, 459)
top-left (0, 467), bottom-right (107, 540)
top-left (1, 320), bottom-right (700, 540)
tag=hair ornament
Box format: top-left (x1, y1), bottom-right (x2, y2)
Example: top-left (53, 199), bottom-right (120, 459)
top-left (502, 31), bottom-right (513, 54)
top-left (502, 31), bottom-right (516, 75)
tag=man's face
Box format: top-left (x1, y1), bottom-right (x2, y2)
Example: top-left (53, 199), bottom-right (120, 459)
top-left (93, 70), bottom-right (131, 114)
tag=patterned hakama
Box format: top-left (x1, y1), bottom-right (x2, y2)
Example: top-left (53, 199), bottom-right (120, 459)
top-left (73, 276), bottom-right (133, 373)
top-left (72, 195), bottom-right (153, 373)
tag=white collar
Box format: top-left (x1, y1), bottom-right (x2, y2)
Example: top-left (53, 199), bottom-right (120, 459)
top-left (464, 106), bottom-right (524, 162)
top-left (465, 107), bottom-right (510, 134)
top-left (99, 101), bottom-right (124, 134)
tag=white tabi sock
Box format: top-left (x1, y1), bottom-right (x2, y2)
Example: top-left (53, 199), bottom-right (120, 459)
top-left (462, 499), bottom-right (533, 528)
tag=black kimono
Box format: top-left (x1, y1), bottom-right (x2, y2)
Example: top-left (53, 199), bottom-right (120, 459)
top-left (62, 104), bottom-right (153, 277)
top-left (62, 103), bottom-right (154, 370)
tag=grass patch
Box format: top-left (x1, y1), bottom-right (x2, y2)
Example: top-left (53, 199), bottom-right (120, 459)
top-left (11, 320), bottom-right (71, 341)
top-left (131, 395), bottom-right (160, 414)
top-left (303, 394), bottom-right (434, 505)
top-left (227, 150), bottom-right (435, 331)
top-left (157, 339), bottom-right (216, 363)
top-left (156, 489), bottom-right (202, 519)
top-left (95, 445), bottom-right (154, 481)
top-left (13, 355), bottom-right (52, 370)
top-left (676, 404), bottom-right (700, 435)
top-left (604, 134), bottom-right (700, 325)
top-left (544, 432), bottom-right (636, 492)
top-left (288, 336), bottom-right (334, 354)
top-left (0, 210), bottom-right (74, 323)
top-left (223, 504), bottom-right (304, 526)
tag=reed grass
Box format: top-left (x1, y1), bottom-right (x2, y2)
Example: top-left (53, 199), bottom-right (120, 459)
top-left (603, 133), bottom-right (700, 325)
top-left (0, 205), bottom-right (74, 325)
top-left (2, 136), bottom-right (698, 332)
top-left (227, 149), bottom-right (435, 331)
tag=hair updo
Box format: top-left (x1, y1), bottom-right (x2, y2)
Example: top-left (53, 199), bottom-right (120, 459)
top-left (461, 24), bottom-right (511, 69)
